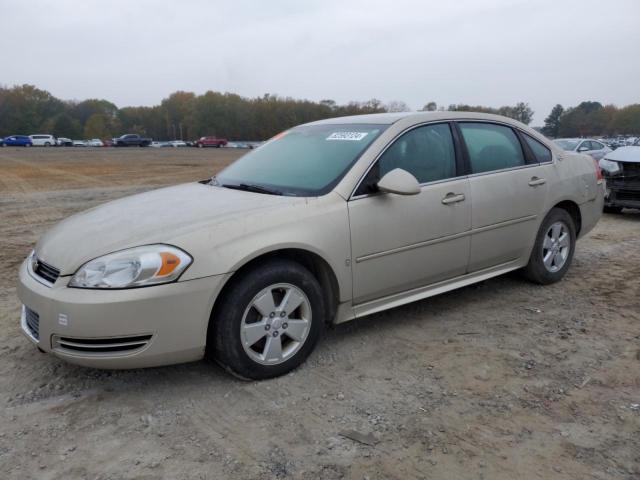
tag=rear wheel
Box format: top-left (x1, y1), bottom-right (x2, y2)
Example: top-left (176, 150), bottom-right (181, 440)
top-left (207, 260), bottom-right (324, 380)
top-left (523, 208), bottom-right (576, 285)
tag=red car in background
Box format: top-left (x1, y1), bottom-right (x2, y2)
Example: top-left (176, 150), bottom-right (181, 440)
top-left (195, 136), bottom-right (228, 148)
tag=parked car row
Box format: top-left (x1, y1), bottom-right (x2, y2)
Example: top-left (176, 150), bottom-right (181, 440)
top-left (600, 136), bottom-right (638, 150)
top-left (150, 140), bottom-right (188, 148)
top-left (0, 133), bottom-right (264, 149)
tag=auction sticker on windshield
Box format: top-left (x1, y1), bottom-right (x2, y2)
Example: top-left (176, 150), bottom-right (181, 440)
top-left (326, 132), bottom-right (369, 141)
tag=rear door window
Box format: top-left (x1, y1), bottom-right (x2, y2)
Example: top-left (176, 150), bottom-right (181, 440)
top-left (459, 123), bottom-right (525, 174)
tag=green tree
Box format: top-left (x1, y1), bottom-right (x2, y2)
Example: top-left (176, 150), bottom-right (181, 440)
top-left (71, 99), bottom-right (118, 125)
top-left (0, 84), bottom-right (65, 136)
top-left (542, 104), bottom-right (564, 138)
top-left (447, 102), bottom-right (533, 124)
top-left (609, 104), bottom-right (640, 134)
top-left (498, 102), bottom-right (534, 125)
top-left (42, 113), bottom-right (82, 138)
top-left (421, 101), bottom-right (437, 111)
top-left (84, 113), bottom-right (111, 139)
top-left (557, 101), bottom-right (607, 137)
top-left (385, 100), bottom-right (410, 112)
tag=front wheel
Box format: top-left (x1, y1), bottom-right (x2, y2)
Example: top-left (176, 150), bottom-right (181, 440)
top-left (523, 208), bottom-right (576, 285)
top-left (208, 260), bottom-right (325, 380)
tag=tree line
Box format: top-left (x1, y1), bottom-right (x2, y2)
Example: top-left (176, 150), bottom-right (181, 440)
top-left (541, 101), bottom-right (640, 138)
top-left (1, 84), bottom-right (637, 140)
top-left (0, 85), bottom-right (392, 140)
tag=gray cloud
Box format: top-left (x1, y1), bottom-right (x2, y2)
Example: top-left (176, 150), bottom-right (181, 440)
top-left (1, 0), bottom-right (638, 123)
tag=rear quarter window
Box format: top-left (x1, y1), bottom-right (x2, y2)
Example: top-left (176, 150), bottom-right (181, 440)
top-left (523, 134), bottom-right (552, 163)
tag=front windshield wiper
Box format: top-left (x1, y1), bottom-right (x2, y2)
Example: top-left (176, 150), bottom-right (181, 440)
top-left (222, 183), bottom-right (283, 196)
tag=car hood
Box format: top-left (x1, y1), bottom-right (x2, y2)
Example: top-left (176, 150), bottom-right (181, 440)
top-left (35, 182), bottom-right (310, 275)
top-left (605, 146), bottom-right (640, 163)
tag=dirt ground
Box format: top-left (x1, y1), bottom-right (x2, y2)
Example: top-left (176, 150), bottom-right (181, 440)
top-left (0, 147), bottom-right (638, 480)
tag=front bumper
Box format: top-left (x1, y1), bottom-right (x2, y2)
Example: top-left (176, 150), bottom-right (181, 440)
top-left (605, 186), bottom-right (640, 209)
top-left (17, 260), bottom-right (228, 369)
top-left (604, 170), bottom-right (640, 209)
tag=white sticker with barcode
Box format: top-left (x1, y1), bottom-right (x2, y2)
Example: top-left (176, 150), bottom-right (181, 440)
top-left (326, 132), bottom-right (369, 141)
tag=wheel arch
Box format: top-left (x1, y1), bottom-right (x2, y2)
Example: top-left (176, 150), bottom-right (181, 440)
top-left (551, 199), bottom-right (582, 236)
top-left (208, 248), bottom-right (341, 339)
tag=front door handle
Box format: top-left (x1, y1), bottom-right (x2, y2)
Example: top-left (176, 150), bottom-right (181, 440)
top-left (528, 176), bottom-right (546, 187)
top-left (441, 193), bottom-right (466, 205)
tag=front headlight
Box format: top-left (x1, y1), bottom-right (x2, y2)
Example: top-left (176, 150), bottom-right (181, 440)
top-left (69, 244), bottom-right (192, 289)
top-left (27, 249), bottom-right (37, 271)
top-left (599, 159), bottom-right (621, 175)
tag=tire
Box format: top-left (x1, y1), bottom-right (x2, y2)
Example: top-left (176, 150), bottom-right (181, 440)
top-left (25, 143), bottom-right (31, 147)
top-left (603, 205), bottom-right (623, 214)
top-left (44, 142), bottom-right (51, 147)
top-left (523, 208), bottom-right (576, 285)
top-left (207, 259), bottom-right (325, 380)
top-left (197, 143), bottom-right (203, 148)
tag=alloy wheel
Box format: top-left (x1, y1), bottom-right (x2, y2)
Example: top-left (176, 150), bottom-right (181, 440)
top-left (240, 283), bottom-right (312, 365)
top-left (542, 221), bottom-right (570, 273)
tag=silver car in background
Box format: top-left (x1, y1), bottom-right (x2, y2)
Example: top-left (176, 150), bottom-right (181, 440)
top-left (553, 138), bottom-right (611, 160)
top-left (18, 112), bottom-right (604, 379)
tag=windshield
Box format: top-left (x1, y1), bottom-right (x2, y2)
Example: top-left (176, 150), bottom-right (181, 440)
top-left (553, 139), bottom-right (580, 151)
top-left (215, 123), bottom-right (386, 196)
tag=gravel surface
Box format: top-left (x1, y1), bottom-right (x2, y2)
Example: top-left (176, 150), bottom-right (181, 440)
top-left (1, 148), bottom-right (639, 479)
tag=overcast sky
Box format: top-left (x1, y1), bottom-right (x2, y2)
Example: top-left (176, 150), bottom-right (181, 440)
top-left (1, 0), bottom-right (638, 124)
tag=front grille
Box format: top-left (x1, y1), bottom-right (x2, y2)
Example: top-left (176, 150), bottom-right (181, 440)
top-left (33, 259), bottom-right (60, 284)
top-left (621, 162), bottom-right (640, 175)
top-left (609, 163), bottom-right (640, 189)
top-left (615, 190), bottom-right (640, 202)
top-left (53, 334), bottom-right (153, 355)
top-left (24, 306), bottom-right (40, 340)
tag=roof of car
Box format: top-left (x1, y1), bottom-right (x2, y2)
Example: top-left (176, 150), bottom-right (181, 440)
top-left (305, 110), bottom-right (529, 127)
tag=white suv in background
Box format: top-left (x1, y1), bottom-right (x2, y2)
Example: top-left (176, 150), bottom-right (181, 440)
top-left (29, 134), bottom-right (56, 147)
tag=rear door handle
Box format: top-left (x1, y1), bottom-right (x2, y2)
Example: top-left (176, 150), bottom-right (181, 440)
top-left (528, 177), bottom-right (546, 187)
top-left (441, 193), bottom-right (466, 205)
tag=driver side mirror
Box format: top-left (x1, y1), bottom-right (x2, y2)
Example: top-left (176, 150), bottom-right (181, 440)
top-left (577, 146), bottom-right (589, 152)
top-left (377, 168), bottom-right (421, 196)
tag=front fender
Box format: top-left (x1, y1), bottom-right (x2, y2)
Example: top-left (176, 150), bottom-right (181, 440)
top-left (175, 192), bottom-right (352, 303)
